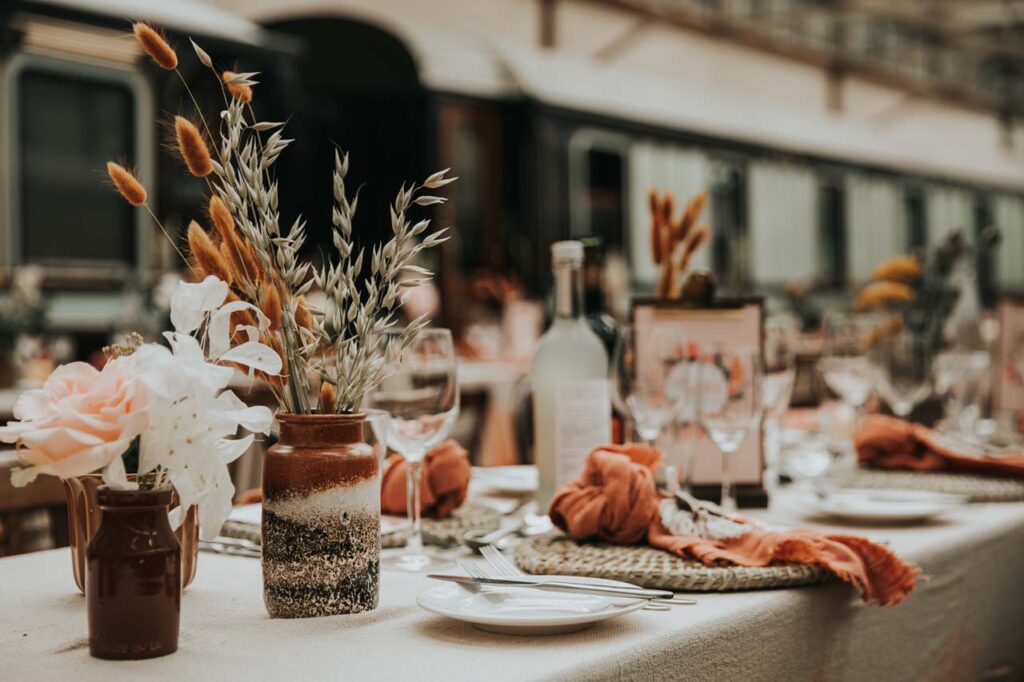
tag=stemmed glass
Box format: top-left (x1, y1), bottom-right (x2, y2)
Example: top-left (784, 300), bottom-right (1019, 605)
top-left (696, 349), bottom-right (762, 514)
top-left (610, 326), bottom-right (680, 446)
top-left (762, 316), bottom-right (796, 489)
top-left (370, 328), bottom-right (459, 572)
top-left (818, 312), bottom-right (875, 445)
top-left (869, 325), bottom-right (932, 418)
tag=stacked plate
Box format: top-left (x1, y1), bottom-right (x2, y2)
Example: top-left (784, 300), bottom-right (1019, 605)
top-left (805, 488), bottom-right (968, 524)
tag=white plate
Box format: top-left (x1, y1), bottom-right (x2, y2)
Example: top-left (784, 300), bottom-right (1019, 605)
top-left (807, 488), bottom-right (967, 524)
top-left (417, 574), bottom-right (648, 635)
top-left (471, 465), bottom-right (539, 496)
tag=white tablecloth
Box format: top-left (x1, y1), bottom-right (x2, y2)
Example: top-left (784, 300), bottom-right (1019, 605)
top-left (2, 492), bottom-right (1024, 681)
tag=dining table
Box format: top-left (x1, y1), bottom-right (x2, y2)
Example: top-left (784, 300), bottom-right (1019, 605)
top-left (2, 487), bottom-right (1023, 681)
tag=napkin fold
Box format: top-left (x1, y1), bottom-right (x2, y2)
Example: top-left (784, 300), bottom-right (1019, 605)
top-left (550, 445), bottom-right (918, 606)
top-left (381, 440), bottom-right (471, 518)
top-left (855, 415), bottom-right (1024, 480)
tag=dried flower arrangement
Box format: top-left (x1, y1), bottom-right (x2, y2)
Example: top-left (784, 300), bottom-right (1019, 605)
top-left (648, 189), bottom-right (710, 300)
top-left (855, 227), bottom-right (1001, 354)
top-left (109, 24), bottom-right (455, 415)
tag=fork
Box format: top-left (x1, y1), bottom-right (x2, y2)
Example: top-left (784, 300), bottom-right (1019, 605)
top-left (480, 544), bottom-right (695, 607)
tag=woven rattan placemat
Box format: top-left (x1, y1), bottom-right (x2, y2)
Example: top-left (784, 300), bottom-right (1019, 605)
top-left (515, 532), bottom-right (829, 592)
top-left (831, 468), bottom-right (1024, 502)
top-left (221, 502), bottom-right (501, 548)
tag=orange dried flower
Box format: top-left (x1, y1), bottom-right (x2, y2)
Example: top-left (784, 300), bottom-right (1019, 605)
top-left (133, 23), bottom-right (177, 70)
top-left (187, 221), bottom-right (231, 283)
top-left (295, 297), bottom-right (314, 331)
top-left (855, 281), bottom-right (915, 310)
top-left (318, 382), bottom-right (336, 413)
top-left (106, 162), bottom-right (147, 206)
top-left (872, 256), bottom-right (921, 283)
top-left (175, 116), bottom-right (213, 177)
top-left (260, 282), bottom-right (283, 331)
top-left (222, 71), bottom-right (253, 104)
top-left (208, 195), bottom-right (235, 242)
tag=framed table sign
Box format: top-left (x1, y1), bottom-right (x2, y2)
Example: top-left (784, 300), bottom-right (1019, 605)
top-left (632, 297), bottom-right (767, 508)
top-left (995, 297), bottom-right (1024, 415)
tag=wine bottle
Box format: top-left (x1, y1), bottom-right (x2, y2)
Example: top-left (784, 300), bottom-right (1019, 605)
top-left (532, 241), bottom-right (611, 509)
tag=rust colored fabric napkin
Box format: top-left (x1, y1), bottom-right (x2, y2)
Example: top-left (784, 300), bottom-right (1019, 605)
top-left (855, 414), bottom-right (1024, 480)
top-left (381, 440), bottom-right (471, 518)
top-left (550, 445), bottom-right (918, 606)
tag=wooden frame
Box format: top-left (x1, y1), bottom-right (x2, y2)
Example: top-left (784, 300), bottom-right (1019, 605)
top-left (631, 296), bottom-right (768, 508)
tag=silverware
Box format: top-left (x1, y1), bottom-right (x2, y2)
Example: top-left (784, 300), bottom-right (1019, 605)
top-left (478, 545), bottom-right (696, 607)
top-left (429, 573), bottom-right (674, 600)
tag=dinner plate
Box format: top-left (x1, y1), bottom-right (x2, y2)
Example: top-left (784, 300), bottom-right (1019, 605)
top-left (806, 488), bottom-right (967, 524)
top-left (416, 574), bottom-right (648, 635)
top-left (471, 465), bottom-right (539, 496)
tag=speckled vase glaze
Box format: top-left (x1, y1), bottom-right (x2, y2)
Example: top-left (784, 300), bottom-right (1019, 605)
top-left (261, 413), bottom-right (380, 618)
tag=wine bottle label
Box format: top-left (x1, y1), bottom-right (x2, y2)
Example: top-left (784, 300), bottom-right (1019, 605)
top-left (554, 379), bottom-right (611, 485)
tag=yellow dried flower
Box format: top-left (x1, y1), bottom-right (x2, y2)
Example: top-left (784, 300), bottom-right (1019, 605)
top-left (855, 281), bottom-right (915, 310)
top-left (872, 256), bottom-right (921, 283)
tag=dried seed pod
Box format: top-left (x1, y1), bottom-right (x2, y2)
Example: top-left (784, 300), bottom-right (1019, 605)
top-left (260, 282), bottom-right (283, 331)
top-left (318, 381), bottom-right (336, 413)
top-left (175, 116), bottom-right (213, 177)
top-left (222, 70), bottom-right (253, 104)
top-left (133, 23), bottom-right (177, 70)
top-left (106, 162), bottom-right (147, 206)
top-left (187, 221), bottom-right (231, 283)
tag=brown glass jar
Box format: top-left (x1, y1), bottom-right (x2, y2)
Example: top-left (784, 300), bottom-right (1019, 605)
top-left (86, 487), bottom-right (180, 660)
top-left (64, 475), bottom-right (198, 593)
top-left (262, 413), bottom-right (380, 618)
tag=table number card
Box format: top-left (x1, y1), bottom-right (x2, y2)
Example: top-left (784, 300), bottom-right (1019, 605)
top-left (995, 298), bottom-right (1024, 415)
top-left (632, 298), bottom-right (767, 508)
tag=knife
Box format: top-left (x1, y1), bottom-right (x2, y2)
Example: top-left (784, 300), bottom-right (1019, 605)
top-left (428, 574), bottom-right (676, 601)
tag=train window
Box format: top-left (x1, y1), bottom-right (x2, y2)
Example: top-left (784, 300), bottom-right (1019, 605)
top-left (709, 162), bottom-right (748, 292)
top-left (974, 196), bottom-right (996, 306)
top-left (905, 188), bottom-right (927, 252)
top-left (15, 67), bottom-right (138, 266)
top-left (568, 130), bottom-right (628, 254)
top-left (818, 182), bottom-right (847, 288)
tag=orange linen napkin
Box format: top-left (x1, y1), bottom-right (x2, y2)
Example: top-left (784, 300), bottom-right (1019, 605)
top-left (550, 445), bottom-right (918, 606)
top-left (381, 440), bottom-right (471, 518)
top-left (855, 415), bottom-right (1024, 480)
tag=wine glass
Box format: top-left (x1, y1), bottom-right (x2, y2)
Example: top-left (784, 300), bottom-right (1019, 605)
top-left (869, 325), bottom-right (932, 418)
top-left (370, 328), bottom-right (459, 572)
top-left (696, 349), bottom-right (762, 514)
top-left (610, 326), bottom-right (680, 445)
top-left (762, 316), bottom-right (796, 489)
top-left (934, 350), bottom-right (990, 435)
top-left (818, 311), bottom-right (875, 422)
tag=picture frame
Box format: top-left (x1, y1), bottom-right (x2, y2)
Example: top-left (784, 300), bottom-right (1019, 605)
top-left (995, 297), bottom-right (1024, 416)
top-left (631, 296), bottom-right (768, 508)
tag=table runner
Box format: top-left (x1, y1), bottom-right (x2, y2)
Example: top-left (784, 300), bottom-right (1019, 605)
top-left (2, 491), bottom-right (1023, 681)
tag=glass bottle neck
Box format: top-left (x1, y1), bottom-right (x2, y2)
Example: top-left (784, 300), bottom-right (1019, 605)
top-left (553, 261), bottom-right (584, 320)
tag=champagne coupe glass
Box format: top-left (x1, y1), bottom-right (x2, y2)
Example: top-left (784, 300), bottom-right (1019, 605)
top-left (762, 316), bottom-right (796, 489)
top-left (696, 349), bottom-right (762, 514)
top-left (869, 325), bottom-right (932, 419)
top-left (370, 328), bottom-right (459, 572)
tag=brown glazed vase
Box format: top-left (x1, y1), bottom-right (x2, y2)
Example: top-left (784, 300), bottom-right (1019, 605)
top-left (262, 413), bottom-right (380, 618)
top-left (86, 487), bottom-right (181, 660)
top-left (63, 475), bottom-right (198, 593)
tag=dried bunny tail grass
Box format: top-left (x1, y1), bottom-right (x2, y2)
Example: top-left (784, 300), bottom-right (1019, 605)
top-left (187, 221), bottom-right (231, 283)
top-left (260, 281), bottom-right (283, 331)
top-left (222, 70), bottom-right (253, 104)
top-left (318, 381), bottom-right (336, 413)
top-left (294, 297), bottom-right (314, 331)
top-left (133, 23), bottom-right (177, 70)
top-left (106, 162), bottom-right (147, 206)
top-left (208, 195), bottom-right (236, 241)
top-left (174, 116), bottom-right (213, 177)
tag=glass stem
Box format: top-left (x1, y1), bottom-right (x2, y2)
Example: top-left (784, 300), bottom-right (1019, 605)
top-left (681, 425), bottom-right (697, 494)
top-left (406, 458), bottom-right (424, 556)
top-left (720, 449), bottom-right (737, 514)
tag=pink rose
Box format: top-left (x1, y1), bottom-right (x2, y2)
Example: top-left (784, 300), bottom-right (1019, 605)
top-left (0, 359), bottom-right (146, 486)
